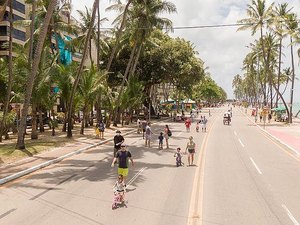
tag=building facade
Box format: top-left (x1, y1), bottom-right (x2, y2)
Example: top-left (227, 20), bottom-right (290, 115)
top-left (0, 0), bottom-right (26, 57)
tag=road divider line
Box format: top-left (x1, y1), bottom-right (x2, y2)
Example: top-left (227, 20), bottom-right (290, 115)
top-left (250, 157), bottom-right (262, 175)
top-left (126, 167), bottom-right (147, 187)
top-left (282, 204), bottom-right (299, 225)
top-left (238, 139), bottom-right (245, 148)
top-left (187, 112), bottom-right (218, 225)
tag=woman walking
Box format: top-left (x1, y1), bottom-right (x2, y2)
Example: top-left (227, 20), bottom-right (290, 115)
top-left (164, 125), bottom-right (170, 149)
top-left (185, 136), bottom-right (196, 166)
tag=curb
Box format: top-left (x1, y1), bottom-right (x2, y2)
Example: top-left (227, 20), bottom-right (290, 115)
top-left (240, 108), bottom-right (300, 157)
top-left (0, 128), bottom-right (136, 185)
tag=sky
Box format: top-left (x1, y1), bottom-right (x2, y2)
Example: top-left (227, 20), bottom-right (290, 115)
top-left (72, 0), bottom-right (300, 102)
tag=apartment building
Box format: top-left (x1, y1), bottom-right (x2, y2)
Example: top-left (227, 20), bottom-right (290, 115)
top-left (0, 0), bottom-right (26, 57)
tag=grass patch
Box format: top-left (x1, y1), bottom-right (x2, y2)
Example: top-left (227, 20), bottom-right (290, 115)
top-left (0, 137), bottom-right (70, 164)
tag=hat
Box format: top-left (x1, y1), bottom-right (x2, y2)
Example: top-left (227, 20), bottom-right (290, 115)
top-left (116, 130), bottom-right (121, 133)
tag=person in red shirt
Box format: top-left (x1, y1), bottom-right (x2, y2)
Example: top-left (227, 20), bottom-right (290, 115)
top-left (185, 118), bottom-right (191, 132)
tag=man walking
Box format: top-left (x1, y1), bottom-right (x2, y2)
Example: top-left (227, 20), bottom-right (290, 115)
top-left (111, 144), bottom-right (134, 183)
top-left (141, 118), bottom-right (147, 139)
top-left (113, 130), bottom-right (124, 157)
top-left (145, 122), bottom-right (153, 148)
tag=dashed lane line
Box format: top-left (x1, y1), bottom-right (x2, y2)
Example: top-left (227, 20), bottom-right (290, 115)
top-left (126, 167), bottom-right (147, 187)
top-left (238, 139), bottom-right (245, 148)
top-left (250, 157), bottom-right (262, 175)
top-left (282, 204), bottom-right (299, 225)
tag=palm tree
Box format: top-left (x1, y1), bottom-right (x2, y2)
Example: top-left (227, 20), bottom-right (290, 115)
top-left (78, 66), bottom-right (107, 134)
top-left (271, 3), bottom-right (291, 107)
top-left (16, 0), bottom-right (58, 150)
top-left (111, 0), bottom-right (176, 125)
top-left (238, 0), bottom-right (274, 105)
top-left (67, 0), bottom-right (98, 138)
top-left (284, 13), bottom-right (298, 123)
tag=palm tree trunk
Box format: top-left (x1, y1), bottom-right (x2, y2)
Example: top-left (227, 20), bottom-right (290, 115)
top-left (89, 39), bottom-right (93, 66)
top-left (67, 0), bottom-right (98, 138)
top-left (39, 108), bottom-right (44, 132)
top-left (289, 36), bottom-right (296, 124)
top-left (97, 0), bottom-right (100, 70)
top-left (52, 18), bottom-right (61, 64)
top-left (31, 104), bottom-right (38, 139)
top-left (130, 42), bottom-right (143, 76)
top-left (51, 107), bottom-right (56, 136)
top-left (16, 0), bottom-right (58, 150)
top-left (106, 0), bottom-right (133, 72)
top-left (112, 42), bottom-right (137, 126)
top-left (28, 0), bottom-right (36, 62)
top-left (276, 38), bottom-right (282, 107)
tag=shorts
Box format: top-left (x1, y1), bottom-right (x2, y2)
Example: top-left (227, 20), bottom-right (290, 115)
top-left (188, 149), bottom-right (195, 154)
top-left (118, 168), bottom-right (129, 177)
top-left (145, 134), bottom-right (151, 140)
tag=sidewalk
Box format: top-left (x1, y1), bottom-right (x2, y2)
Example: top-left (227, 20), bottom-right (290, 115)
top-left (244, 108), bottom-right (300, 155)
top-left (0, 124), bottom-right (137, 184)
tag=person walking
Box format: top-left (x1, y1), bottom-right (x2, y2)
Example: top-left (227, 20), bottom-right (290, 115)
top-left (185, 136), bottom-right (196, 166)
top-left (111, 144), bottom-right (134, 183)
top-left (113, 130), bottom-right (124, 157)
top-left (164, 124), bottom-right (170, 149)
top-left (185, 118), bottom-right (191, 132)
top-left (145, 122), bottom-right (153, 148)
top-left (158, 132), bottom-right (164, 149)
top-left (137, 118), bottom-right (141, 134)
top-left (141, 118), bottom-right (147, 139)
top-left (202, 116), bottom-right (207, 132)
top-left (98, 120), bottom-right (105, 139)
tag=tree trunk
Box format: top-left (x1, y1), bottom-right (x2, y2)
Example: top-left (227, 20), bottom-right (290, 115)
top-left (112, 42), bottom-right (137, 126)
top-left (67, 0), bottom-right (98, 138)
top-left (276, 38), bottom-right (282, 108)
top-left (16, 0), bottom-right (58, 149)
top-left (39, 108), bottom-right (44, 132)
top-left (51, 107), bottom-right (55, 136)
top-left (289, 36), bottom-right (296, 124)
top-left (28, 0), bottom-right (36, 62)
top-left (97, 0), bottom-right (100, 70)
top-left (31, 104), bottom-right (38, 139)
top-left (80, 108), bottom-right (85, 135)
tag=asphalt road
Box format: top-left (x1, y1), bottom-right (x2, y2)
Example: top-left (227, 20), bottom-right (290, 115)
top-left (0, 114), bottom-right (206, 225)
top-left (202, 107), bottom-right (300, 225)
top-left (1, 107), bottom-right (300, 225)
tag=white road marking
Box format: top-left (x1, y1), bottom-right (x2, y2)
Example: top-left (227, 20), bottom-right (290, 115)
top-left (238, 139), bottom-right (245, 148)
top-left (282, 204), bottom-right (300, 225)
top-left (176, 132), bottom-right (182, 137)
top-left (126, 167), bottom-right (147, 187)
top-left (250, 157), bottom-right (262, 175)
top-left (234, 131), bottom-right (237, 136)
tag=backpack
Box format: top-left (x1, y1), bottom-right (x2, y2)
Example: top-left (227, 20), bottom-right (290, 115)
top-left (167, 129), bottom-right (172, 137)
